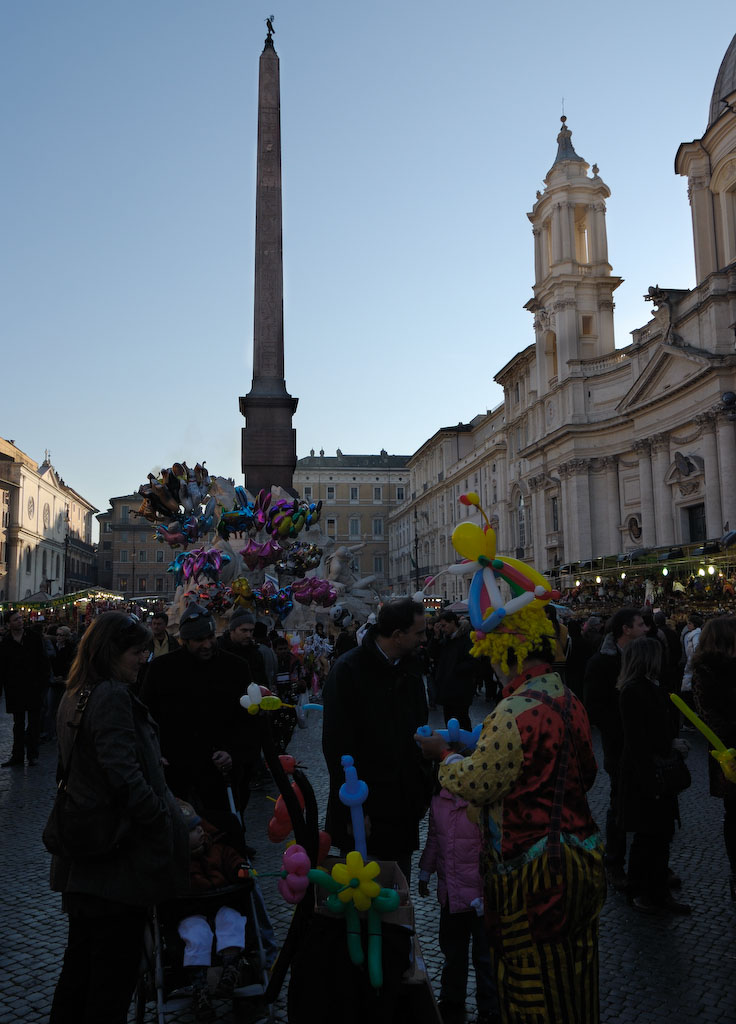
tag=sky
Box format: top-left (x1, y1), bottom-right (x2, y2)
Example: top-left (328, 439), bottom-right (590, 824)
top-left (2, 2), bottom-right (735, 534)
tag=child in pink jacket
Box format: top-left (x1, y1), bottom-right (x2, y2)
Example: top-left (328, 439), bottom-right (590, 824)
top-left (419, 787), bottom-right (499, 1024)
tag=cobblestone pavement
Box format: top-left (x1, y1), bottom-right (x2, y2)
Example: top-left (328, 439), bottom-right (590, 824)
top-left (0, 689), bottom-right (734, 1024)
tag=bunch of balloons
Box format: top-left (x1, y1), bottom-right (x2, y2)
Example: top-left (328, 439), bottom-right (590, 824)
top-left (134, 462), bottom-right (212, 523)
top-left (274, 542), bottom-right (323, 577)
top-left (167, 548), bottom-right (230, 587)
top-left (218, 487), bottom-right (322, 542)
top-left (181, 579), bottom-right (234, 615)
top-left (291, 577), bottom-right (338, 607)
top-left (240, 537), bottom-right (283, 572)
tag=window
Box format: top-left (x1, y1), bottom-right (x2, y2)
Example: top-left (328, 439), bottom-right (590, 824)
top-left (120, 531), bottom-right (128, 542)
top-left (349, 517), bottom-right (361, 539)
top-left (303, 486), bottom-right (312, 501)
top-left (326, 486), bottom-right (335, 502)
top-left (156, 577), bottom-right (164, 590)
top-left (327, 517), bottom-right (337, 539)
top-left (373, 486), bottom-right (382, 503)
top-left (121, 506), bottom-right (130, 522)
top-left (120, 550), bottom-right (128, 563)
top-left (372, 518), bottom-right (384, 538)
top-left (156, 549), bottom-right (164, 563)
top-left (119, 576), bottom-right (128, 591)
top-left (350, 486), bottom-right (359, 503)
top-left (517, 495), bottom-right (526, 549)
top-left (42, 550), bottom-right (48, 576)
top-left (103, 522), bottom-right (112, 533)
top-left (551, 495), bottom-right (559, 532)
top-left (514, 382), bottom-right (520, 403)
top-left (138, 577), bottom-right (147, 592)
top-left (581, 315), bottom-right (594, 336)
top-left (373, 555), bottom-right (384, 575)
top-left (139, 549), bottom-right (147, 562)
top-left (396, 486), bottom-right (405, 501)
top-left (25, 547), bottom-right (32, 573)
top-left (104, 560), bottom-right (111, 570)
top-left (103, 541), bottom-right (111, 551)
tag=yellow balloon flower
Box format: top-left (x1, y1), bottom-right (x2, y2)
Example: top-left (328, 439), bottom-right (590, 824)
top-left (331, 851), bottom-right (381, 912)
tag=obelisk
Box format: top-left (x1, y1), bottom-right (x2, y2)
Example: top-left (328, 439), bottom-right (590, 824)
top-left (240, 20), bottom-right (298, 495)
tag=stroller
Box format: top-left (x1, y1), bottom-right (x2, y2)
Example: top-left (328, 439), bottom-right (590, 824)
top-left (134, 786), bottom-right (274, 1023)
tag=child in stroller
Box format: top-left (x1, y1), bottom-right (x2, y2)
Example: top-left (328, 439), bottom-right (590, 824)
top-left (174, 799), bottom-right (254, 1021)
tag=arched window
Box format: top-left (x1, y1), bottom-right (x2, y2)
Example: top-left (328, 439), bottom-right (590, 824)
top-left (517, 494), bottom-right (527, 550)
top-left (25, 546), bottom-right (32, 574)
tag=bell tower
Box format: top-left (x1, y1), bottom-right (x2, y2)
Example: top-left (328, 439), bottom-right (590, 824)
top-left (525, 118), bottom-right (622, 400)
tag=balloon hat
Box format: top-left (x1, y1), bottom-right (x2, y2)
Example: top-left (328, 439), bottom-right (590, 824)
top-left (451, 492), bottom-right (559, 671)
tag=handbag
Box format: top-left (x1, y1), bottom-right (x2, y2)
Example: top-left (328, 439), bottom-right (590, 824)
top-left (651, 748), bottom-right (691, 800)
top-left (42, 685), bottom-right (131, 859)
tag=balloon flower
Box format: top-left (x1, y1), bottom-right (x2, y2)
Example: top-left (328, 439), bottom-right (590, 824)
top-left (240, 683), bottom-right (287, 716)
top-left (308, 854), bottom-right (400, 989)
top-left (670, 693), bottom-right (736, 783)
top-left (278, 844), bottom-right (311, 905)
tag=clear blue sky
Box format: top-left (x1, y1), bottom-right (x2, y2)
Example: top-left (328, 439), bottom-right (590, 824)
top-left (2, 2), bottom-right (734, 532)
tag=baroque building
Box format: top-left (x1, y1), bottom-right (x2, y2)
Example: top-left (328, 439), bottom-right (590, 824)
top-left (389, 34), bottom-right (736, 598)
top-left (0, 439), bottom-right (97, 602)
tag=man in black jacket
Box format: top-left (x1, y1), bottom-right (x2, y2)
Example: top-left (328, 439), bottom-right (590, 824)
top-left (141, 604), bottom-right (256, 811)
top-left (0, 611), bottom-right (50, 766)
top-left (217, 609), bottom-right (267, 686)
top-left (584, 607), bottom-right (647, 889)
top-left (432, 611), bottom-right (478, 731)
top-left (322, 598), bottom-right (433, 882)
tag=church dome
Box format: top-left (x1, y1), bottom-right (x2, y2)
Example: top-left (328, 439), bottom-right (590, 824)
top-left (708, 33), bottom-right (736, 129)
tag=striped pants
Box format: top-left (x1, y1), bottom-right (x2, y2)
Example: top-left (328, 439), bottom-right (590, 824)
top-left (484, 841), bottom-right (606, 1024)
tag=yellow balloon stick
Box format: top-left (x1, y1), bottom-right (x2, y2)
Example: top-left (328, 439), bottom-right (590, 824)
top-left (669, 693), bottom-right (724, 750)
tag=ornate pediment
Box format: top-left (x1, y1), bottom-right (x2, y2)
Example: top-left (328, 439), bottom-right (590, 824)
top-left (616, 348), bottom-right (703, 413)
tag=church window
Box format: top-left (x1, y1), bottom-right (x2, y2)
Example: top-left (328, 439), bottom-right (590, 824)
top-left (517, 495), bottom-right (527, 549)
top-left (25, 547), bottom-right (31, 573)
top-left (581, 315), bottom-right (594, 336)
top-left (545, 332), bottom-right (558, 383)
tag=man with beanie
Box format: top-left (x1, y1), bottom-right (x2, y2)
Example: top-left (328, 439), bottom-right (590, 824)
top-left (141, 604), bottom-right (256, 811)
top-left (218, 610), bottom-right (267, 687)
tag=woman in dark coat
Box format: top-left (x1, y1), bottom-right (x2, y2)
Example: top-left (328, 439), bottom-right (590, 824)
top-left (617, 636), bottom-right (690, 914)
top-left (48, 612), bottom-right (189, 1024)
top-left (691, 615), bottom-right (736, 901)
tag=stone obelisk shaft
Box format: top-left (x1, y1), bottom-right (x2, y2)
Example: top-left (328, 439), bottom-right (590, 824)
top-left (240, 33), bottom-right (298, 495)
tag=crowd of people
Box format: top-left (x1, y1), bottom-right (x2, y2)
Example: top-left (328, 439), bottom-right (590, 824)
top-left (0, 586), bottom-right (734, 1023)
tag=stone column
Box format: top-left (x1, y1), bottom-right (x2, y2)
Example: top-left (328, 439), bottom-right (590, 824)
top-left (603, 456), bottom-right (621, 555)
top-left (532, 227), bottom-right (543, 283)
top-left (559, 460), bottom-right (592, 562)
top-left (717, 411), bottom-right (736, 532)
top-left (634, 440), bottom-right (655, 547)
top-left (696, 413), bottom-right (723, 537)
top-left (528, 475), bottom-right (546, 569)
top-left (650, 433), bottom-right (674, 547)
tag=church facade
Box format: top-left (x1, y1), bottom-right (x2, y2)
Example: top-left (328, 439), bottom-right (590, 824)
top-left (388, 34), bottom-right (736, 602)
